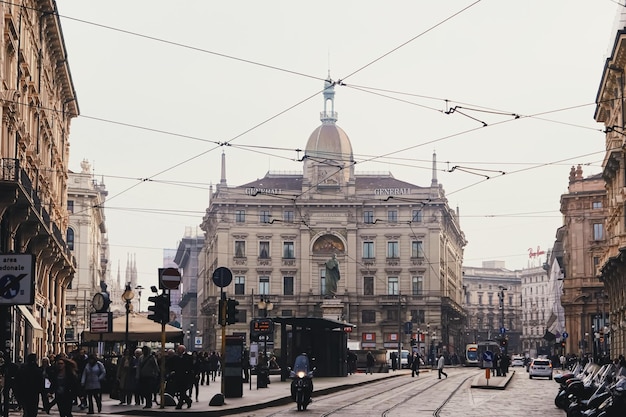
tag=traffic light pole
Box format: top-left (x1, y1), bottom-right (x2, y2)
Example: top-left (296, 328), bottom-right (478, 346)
top-left (220, 290), bottom-right (226, 396)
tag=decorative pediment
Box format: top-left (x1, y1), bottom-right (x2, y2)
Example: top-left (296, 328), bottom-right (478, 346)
top-left (232, 233), bottom-right (248, 239)
top-left (232, 269), bottom-right (248, 275)
top-left (256, 269), bottom-right (273, 275)
top-left (256, 234), bottom-right (273, 239)
top-left (384, 234), bottom-right (401, 240)
top-left (281, 234), bottom-right (297, 240)
top-left (384, 268), bottom-right (402, 274)
top-left (360, 234), bottom-right (377, 240)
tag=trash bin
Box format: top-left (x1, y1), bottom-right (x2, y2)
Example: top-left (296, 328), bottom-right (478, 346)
top-left (257, 366), bottom-right (269, 389)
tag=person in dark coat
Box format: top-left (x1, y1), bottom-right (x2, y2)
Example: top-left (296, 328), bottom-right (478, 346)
top-left (390, 351), bottom-right (398, 371)
top-left (172, 346), bottom-right (193, 410)
top-left (16, 353), bottom-right (44, 417)
top-left (365, 351), bottom-right (375, 374)
top-left (411, 352), bottom-right (420, 377)
top-left (51, 357), bottom-right (80, 417)
top-left (346, 350), bottom-right (357, 375)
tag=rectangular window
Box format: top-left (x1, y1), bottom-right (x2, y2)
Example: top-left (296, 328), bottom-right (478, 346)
top-left (488, 293), bottom-right (493, 306)
top-left (283, 242), bottom-right (295, 259)
top-left (387, 310), bottom-right (399, 321)
top-left (387, 241), bottom-right (399, 258)
top-left (388, 276), bottom-right (399, 295)
top-left (592, 201), bottom-right (602, 209)
top-left (411, 276), bottom-right (423, 295)
top-left (281, 309), bottom-right (293, 317)
top-left (410, 309), bottom-right (425, 324)
top-left (235, 210), bottom-right (245, 223)
top-left (234, 276), bottom-right (245, 295)
top-left (478, 294), bottom-right (483, 305)
top-left (283, 210), bottom-right (294, 223)
top-left (411, 241), bottom-right (424, 258)
top-left (593, 256), bottom-right (600, 272)
top-left (283, 276), bottom-right (294, 295)
top-left (387, 210), bottom-right (398, 223)
top-left (235, 241), bottom-right (246, 258)
top-left (411, 209), bottom-right (422, 222)
top-left (320, 268), bottom-right (327, 296)
top-left (259, 241), bottom-right (270, 258)
top-left (593, 223), bottom-right (604, 240)
top-left (260, 210), bottom-right (271, 223)
top-left (363, 210), bottom-right (374, 224)
top-left (364, 276), bottom-right (374, 295)
top-left (259, 276), bottom-right (270, 295)
top-left (67, 200), bottom-right (74, 214)
top-left (363, 242), bottom-right (374, 259)
top-left (362, 310), bottom-right (376, 323)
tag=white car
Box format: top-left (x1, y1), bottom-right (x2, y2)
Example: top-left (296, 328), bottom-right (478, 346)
top-left (528, 358), bottom-right (553, 379)
top-left (511, 356), bottom-right (525, 367)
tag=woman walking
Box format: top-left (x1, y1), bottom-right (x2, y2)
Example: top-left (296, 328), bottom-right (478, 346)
top-left (80, 354), bottom-right (106, 414)
top-left (51, 357), bottom-right (80, 417)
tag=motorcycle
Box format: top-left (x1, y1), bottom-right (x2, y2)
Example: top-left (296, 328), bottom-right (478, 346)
top-left (290, 355), bottom-right (315, 411)
top-left (596, 376), bottom-right (626, 417)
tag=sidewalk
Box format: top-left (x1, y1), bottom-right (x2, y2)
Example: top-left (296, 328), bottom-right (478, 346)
top-left (91, 369), bottom-right (414, 416)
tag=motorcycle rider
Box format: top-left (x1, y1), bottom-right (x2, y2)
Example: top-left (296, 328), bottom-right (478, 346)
top-left (290, 353), bottom-right (314, 403)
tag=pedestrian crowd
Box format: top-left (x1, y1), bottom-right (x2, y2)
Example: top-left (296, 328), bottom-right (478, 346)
top-left (0, 347), bottom-right (224, 416)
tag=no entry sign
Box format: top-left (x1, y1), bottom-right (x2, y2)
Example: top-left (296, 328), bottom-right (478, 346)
top-left (160, 267), bottom-right (181, 289)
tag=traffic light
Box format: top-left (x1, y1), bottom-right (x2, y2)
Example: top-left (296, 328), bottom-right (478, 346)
top-left (218, 298), bottom-right (226, 326)
top-left (500, 338), bottom-right (508, 347)
top-left (410, 338), bottom-right (417, 347)
top-left (147, 293), bottom-right (170, 324)
top-left (561, 341), bottom-right (566, 348)
top-left (226, 298), bottom-right (240, 324)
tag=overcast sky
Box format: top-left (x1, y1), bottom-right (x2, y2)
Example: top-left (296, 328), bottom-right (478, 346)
top-left (58, 1), bottom-right (619, 291)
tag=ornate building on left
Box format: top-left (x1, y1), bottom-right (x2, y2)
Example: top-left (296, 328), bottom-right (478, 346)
top-left (0, 2), bottom-right (79, 361)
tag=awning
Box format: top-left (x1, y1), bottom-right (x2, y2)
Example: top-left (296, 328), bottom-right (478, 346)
top-left (273, 316), bottom-right (356, 330)
top-left (18, 305), bottom-right (44, 337)
top-left (82, 313), bottom-right (184, 342)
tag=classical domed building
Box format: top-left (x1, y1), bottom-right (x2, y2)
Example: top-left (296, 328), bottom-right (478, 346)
top-left (198, 80), bottom-right (466, 363)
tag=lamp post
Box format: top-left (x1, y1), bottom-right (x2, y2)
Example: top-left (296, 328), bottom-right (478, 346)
top-left (426, 323), bottom-right (430, 365)
top-left (135, 285), bottom-right (144, 313)
top-left (122, 283), bottom-right (135, 352)
top-left (257, 296), bottom-right (274, 360)
top-left (65, 309), bottom-right (85, 347)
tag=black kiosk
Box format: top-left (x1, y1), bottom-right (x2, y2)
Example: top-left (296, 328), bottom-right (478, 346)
top-left (274, 317), bottom-right (355, 381)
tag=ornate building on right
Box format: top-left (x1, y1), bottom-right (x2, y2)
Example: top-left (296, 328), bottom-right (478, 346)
top-left (594, 8), bottom-right (626, 358)
top-left (559, 166), bottom-right (609, 359)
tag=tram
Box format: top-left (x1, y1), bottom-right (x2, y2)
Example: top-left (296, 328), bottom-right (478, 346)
top-left (465, 340), bottom-right (501, 368)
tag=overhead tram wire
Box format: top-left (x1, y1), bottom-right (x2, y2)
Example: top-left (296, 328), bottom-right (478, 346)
top-left (336, 0), bottom-right (483, 84)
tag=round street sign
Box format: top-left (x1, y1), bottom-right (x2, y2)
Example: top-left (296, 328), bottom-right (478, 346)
top-left (212, 267), bottom-right (233, 288)
top-left (161, 267), bottom-right (181, 289)
top-left (562, 332), bottom-right (569, 339)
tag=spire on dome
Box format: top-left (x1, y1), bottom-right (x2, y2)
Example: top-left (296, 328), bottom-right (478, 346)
top-left (431, 151), bottom-right (438, 187)
top-left (321, 78), bottom-right (338, 124)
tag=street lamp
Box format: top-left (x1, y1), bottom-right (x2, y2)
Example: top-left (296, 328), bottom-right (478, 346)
top-left (135, 285), bottom-right (144, 312)
top-left (257, 296), bottom-right (274, 360)
top-left (65, 310), bottom-right (85, 346)
top-left (122, 283), bottom-right (135, 352)
top-left (426, 323), bottom-right (430, 365)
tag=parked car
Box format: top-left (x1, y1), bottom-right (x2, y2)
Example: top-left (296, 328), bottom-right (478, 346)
top-left (511, 356), bottom-right (525, 367)
top-left (528, 358), bottom-right (553, 379)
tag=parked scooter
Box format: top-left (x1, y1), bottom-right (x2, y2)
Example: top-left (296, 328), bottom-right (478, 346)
top-left (596, 376), bottom-right (626, 417)
top-left (289, 353), bottom-right (315, 411)
top-left (554, 362), bottom-right (594, 409)
top-left (564, 364), bottom-right (615, 417)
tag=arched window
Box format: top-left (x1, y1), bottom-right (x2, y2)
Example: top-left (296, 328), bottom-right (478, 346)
top-left (67, 228), bottom-right (75, 250)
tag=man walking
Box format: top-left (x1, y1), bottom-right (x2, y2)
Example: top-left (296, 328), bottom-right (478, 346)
top-left (411, 352), bottom-right (420, 377)
top-left (366, 351), bottom-right (375, 374)
top-left (437, 354), bottom-right (447, 379)
top-left (173, 346), bottom-right (193, 410)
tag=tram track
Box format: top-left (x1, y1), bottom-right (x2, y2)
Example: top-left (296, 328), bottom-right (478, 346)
top-left (263, 371), bottom-right (473, 417)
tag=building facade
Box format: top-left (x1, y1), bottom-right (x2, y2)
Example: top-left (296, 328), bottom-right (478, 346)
top-left (594, 9), bottom-right (626, 358)
top-left (199, 81), bottom-right (466, 359)
top-left (174, 226), bottom-right (203, 350)
top-left (462, 261), bottom-right (522, 354)
top-left (559, 166), bottom-right (609, 359)
top-left (0, 1), bottom-right (78, 360)
top-left (66, 160), bottom-right (109, 346)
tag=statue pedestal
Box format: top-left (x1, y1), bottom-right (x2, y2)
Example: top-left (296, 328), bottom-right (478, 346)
top-left (321, 298), bottom-right (343, 321)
